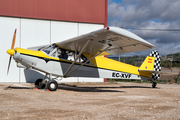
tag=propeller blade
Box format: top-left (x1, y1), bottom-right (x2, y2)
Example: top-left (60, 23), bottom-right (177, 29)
top-left (7, 56), bottom-right (12, 75)
top-left (11, 29), bottom-right (17, 49)
top-left (7, 29), bottom-right (17, 75)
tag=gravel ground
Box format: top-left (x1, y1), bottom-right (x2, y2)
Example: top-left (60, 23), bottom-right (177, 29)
top-left (0, 82), bottom-right (180, 120)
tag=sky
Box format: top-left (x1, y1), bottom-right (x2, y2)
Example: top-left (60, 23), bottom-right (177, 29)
top-left (108, 0), bottom-right (180, 57)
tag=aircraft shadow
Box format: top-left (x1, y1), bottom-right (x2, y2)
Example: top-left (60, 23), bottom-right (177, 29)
top-left (119, 86), bottom-right (159, 89)
top-left (58, 84), bottom-right (124, 92)
top-left (5, 85), bottom-right (158, 92)
top-left (5, 86), bottom-right (33, 90)
top-left (57, 84), bottom-right (160, 92)
top-left (5, 85), bottom-right (124, 92)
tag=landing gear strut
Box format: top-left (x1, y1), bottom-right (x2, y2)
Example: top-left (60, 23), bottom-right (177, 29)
top-left (152, 81), bottom-right (157, 88)
top-left (35, 73), bottom-right (58, 91)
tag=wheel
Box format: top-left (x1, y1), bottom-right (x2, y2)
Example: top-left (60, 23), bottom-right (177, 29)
top-left (47, 80), bottom-right (58, 91)
top-left (35, 79), bottom-right (46, 89)
top-left (152, 82), bottom-right (157, 88)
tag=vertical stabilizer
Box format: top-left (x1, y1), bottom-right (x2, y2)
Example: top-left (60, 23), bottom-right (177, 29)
top-left (139, 50), bottom-right (161, 80)
top-left (139, 56), bottom-right (155, 71)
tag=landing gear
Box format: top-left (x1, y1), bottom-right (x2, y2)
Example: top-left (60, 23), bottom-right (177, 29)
top-left (152, 81), bottom-right (157, 88)
top-left (35, 79), bottom-right (46, 89)
top-left (47, 80), bottom-right (58, 91)
top-left (35, 73), bottom-right (58, 91)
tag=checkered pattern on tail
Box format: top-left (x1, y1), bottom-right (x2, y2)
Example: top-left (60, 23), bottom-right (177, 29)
top-left (149, 50), bottom-right (161, 80)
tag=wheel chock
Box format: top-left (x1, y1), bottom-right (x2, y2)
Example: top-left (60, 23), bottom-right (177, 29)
top-left (46, 89), bottom-right (50, 92)
top-left (35, 87), bottom-right (38, 90)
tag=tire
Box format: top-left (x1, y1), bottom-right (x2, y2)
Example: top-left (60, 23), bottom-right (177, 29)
top-left (35, 79), bottom-right (46, 89)
top-left (152, 82), bottom-right (157, 88)
top-left (47, 80), bottom-right (58, 91)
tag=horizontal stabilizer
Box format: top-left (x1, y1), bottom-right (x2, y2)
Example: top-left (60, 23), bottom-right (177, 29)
top-left (139, 70), bottom-right (171, 75)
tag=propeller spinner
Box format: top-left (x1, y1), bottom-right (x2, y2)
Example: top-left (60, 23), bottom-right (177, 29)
top-left (7, 29), bottom-right (17, 75)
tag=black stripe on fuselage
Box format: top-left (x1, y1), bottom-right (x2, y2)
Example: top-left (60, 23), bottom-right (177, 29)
top-left (20, 53), bottom-right (95, 66)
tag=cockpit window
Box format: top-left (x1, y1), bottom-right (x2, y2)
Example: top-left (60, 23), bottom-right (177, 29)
top-left (42, 44), bottom-right (56, 54)
top-left (41, 44), bottom-right (93, 65)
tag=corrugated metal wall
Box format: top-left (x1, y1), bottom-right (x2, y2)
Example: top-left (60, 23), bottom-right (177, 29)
top-left (0, 0), bottom-right (107, 25)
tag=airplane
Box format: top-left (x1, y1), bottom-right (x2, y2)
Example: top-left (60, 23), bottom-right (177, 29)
top-left (6, 27), bottom-right (161, 91)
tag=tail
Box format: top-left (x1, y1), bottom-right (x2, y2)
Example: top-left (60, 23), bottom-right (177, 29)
top-left (139, 50), bottom-right (161, 80)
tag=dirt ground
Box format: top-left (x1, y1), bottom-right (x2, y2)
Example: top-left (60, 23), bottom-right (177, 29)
top-left (160, 68), bottom-right (179, 80)
top-left (0, 82), bottom-right (180, 120)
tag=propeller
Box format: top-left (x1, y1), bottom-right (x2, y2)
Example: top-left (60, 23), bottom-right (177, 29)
top-left (7, 29), bottom-right (17, 75)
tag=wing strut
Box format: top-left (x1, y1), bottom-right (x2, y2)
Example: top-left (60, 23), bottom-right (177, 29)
top-left (63, 39), bottom-right (92, 77)
top-left (65, 44), bottom-right (112, 77)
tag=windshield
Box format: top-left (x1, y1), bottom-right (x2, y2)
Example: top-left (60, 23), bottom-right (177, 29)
top-left (42, 44), bottom-right (56, 54)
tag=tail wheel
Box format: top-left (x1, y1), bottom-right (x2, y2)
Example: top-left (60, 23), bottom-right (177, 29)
top-left (35, 79), bottom-right (46, 89)
top-left (152, 82), bottom-right (157, 88)
top-left (47, 80), bottom-right (58, 91)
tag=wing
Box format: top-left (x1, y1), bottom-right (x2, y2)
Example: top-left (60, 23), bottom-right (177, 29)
top-left (56, 27), bottom-right (155, 56)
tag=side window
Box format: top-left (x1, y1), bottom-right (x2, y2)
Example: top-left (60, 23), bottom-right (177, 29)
top-left (41, 46), bottom-right (93, 65)
top-left (57, 49), bottom-right (68, 60)
top-left (57, 48), bottom-right (74, 61)
top-left (56, 48), bottom-right (93, 65)
top-left (80, 54), bottom-right (87, 63)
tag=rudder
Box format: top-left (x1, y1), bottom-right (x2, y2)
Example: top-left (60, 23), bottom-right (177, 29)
top-left (149, 50), bottom-right (161, 80)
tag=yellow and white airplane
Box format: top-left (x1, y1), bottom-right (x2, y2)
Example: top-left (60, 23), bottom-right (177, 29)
top-left (7, 27), bottom-right (161, 91)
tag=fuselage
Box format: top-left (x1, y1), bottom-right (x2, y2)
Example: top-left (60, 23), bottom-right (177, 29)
top-left (11, 47), bottom-right (150, 80)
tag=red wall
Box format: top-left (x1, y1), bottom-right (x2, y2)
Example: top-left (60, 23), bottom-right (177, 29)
top-left (0, 0), bottom-right (107, 25)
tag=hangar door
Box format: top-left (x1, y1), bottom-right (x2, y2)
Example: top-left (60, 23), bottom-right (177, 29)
top-left (0, 17), bottom-right (104, 82)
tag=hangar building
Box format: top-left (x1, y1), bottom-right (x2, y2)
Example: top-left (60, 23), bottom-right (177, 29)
top-left (0, 0), bottom-right (107, 83)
